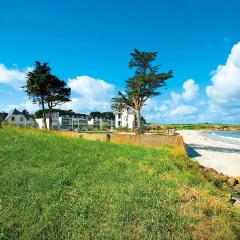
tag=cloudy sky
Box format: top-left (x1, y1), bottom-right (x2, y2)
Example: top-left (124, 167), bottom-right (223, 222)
top-left (0, 0), bottom-right (240, 123)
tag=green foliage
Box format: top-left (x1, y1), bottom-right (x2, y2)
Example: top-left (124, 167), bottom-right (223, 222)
top-left (23, 61), bottom-right (71, 129)
top-left (34, 109), bottom-right (75, 118)
top-left (150, 123), bottom-right (240, 131)
top-left (89, 111), bottom-right (102, 118)
top-left (90, 111), bottom-right (115, 119)
top-left (45, 75), bottom-right (71, 109)
top-left (112, 49), bottom-right (173, 130)
top-left (0, 128), bottom-right (239, 239)
top-left (23, 61), bottom-right (51, 106)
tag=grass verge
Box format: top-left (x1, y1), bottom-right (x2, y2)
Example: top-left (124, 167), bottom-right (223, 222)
top-left (0, 127), bottom-right (239, 239)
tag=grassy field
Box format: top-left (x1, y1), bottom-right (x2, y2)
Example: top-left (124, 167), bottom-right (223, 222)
top-left (161, 123), bottom-right (240, 130)
top-left (0, 128), bottom-right (240, 239)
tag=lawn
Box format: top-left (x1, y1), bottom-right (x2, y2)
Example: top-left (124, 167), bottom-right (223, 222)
top-left (0, 128), bottom-right (239, 239)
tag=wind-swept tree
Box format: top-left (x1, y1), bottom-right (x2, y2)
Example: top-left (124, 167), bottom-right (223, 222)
top-left (24, 61), bottom-right (51, 129)
top-left (45, 75), bottom-right (71, 129)
top-left (24, 61), bottom-right (71, 130)
top-left (112, 49), bottom-right (173, 132)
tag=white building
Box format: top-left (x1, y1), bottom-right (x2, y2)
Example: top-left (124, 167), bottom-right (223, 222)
top-left (36, 112), bottom-right (88, 130)
top-left (3, 109), bottom-right (36, 128)
top-left (88, 117), bottom-right (114, 130)
top-left (115, 108), bottom-right (137, 129)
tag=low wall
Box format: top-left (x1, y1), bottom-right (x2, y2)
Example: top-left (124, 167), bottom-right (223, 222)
top-left (79, 133), bottom-right (186, 154)
top-left (79, 133), bottom-right (107, 142)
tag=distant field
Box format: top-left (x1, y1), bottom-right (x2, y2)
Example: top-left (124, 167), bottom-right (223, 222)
top-left (162, 123), bottom-right (240, 130)
top-left (0, 128), bottom-right (240, 239)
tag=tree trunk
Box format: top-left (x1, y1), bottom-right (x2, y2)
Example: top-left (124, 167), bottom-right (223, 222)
top-left (135, 109), bottom-right (142, 134)
top-left (41, 98), bottom-right (47, 129)
top-left (48, 104), bottom-right (52, 130)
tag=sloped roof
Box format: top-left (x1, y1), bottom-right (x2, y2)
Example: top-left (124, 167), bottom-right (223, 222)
top-left (5, 109), bottom-right (35, 121)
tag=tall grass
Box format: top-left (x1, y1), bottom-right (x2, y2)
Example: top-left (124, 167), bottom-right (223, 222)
top-left (0, 127), bottom-right (239, 239)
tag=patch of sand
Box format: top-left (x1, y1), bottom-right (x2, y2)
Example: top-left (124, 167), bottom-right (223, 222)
top-left (178, 130), bottom-right (240, 177)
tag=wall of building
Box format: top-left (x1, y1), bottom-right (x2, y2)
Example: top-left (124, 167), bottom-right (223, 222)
top-left (115, 108), bottom-right (136, 129)
top-left (35, 118), bottom-right (60, 130)
top-left (4, 114), bottom-right (35, 127)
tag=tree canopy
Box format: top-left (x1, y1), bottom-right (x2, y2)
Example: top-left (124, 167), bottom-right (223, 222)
top-left (112, 49), bottom-right (173, 132)
top-left (90, 111), bottom-right (115, 119)
top-left (24, 61), bottom-right (71, 129)
top-left (34, 109), bottom-right (74, 118)
top-left (24, 61), bottom-right (52, 128)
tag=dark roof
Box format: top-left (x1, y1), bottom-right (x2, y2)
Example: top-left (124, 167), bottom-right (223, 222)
top-left (22, 110), bottom-right (35, 120)
top-left (12, 109), bottom-right (22, 115)
top-left (5, 109), bottom-right (35, 120)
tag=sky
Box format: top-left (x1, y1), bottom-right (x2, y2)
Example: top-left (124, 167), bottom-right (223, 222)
top-left (0, 0), bottom-right (240, 124)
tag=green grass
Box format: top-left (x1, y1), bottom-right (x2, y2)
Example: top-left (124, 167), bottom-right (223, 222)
top-left (161, 123), bottom-right (240, 130)
top-left (0, 128), bottom-right (240, 239)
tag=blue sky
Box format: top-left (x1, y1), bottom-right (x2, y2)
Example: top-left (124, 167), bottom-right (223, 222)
top-left (0, 0), bottom-right (240, 123)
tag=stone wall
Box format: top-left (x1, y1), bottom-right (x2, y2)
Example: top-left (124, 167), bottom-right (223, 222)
top-left (79, 133), bottom-right (186, 154)
top-left (79, 133), bottom-right (108, 142)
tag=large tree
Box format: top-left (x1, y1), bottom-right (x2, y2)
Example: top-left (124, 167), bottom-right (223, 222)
top-left (112, 49), bottom-right (173, 132)
top-left (24, 61), bottom-right (71, 130)
top-left (24, 61), bottom-right (51, 129)
top-left (45, 75), bottom-right (71, 129)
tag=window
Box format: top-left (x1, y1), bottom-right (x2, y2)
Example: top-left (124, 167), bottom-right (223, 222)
top-left (11, 116), bottom-right (15, 121)
top-left (118, 114), bottom-right (121, 118)
top-left (20, 117), bottom-right (24, 122)
top-left (118, 121), bottom-right (121, 126)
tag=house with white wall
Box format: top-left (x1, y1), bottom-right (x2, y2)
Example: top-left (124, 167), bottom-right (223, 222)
top-left (36, 112), bottom-right (89, 130)
top-left (3, 109), bottom-right (36, 128)
top-left (115, 108), bottom-right (137, 129)
top-left (36, 112), bottom-right (61, 130)
top-left (88, 116), bottom-right (114, 130)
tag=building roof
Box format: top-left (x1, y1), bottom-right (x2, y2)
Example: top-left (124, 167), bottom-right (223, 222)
top-left (5, 108), bottom-right (35, 121)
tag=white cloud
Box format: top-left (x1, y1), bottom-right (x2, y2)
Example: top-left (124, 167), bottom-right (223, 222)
top-left (0, 98), bottom-right (38, 114)
top-left (0, 64), bottom-right (31, 89)
top-left (66, 76), bottom-right (115, 112)
top-left (142, 79), bottom-right (200, 123)
top-left (205, 42), bottom-right (240, 122)
top-left (206, 42), bottom-right (240, 106)
top-left (182, 79), bottom-right (199, 101)
top-left (21, 98), bottom-right (39, 113)
top-left (171, 79), bottom-right (199, 104)
top-left (170, 105), bottom-right (197, 117)
top-left (171, 92), bottom-right (181, 104)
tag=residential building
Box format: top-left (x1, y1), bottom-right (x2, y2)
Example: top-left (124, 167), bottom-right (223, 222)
top-left (66, 113), bottom-right (88, 131)
top-left (3, 109), bottom-right (36, 128)
top-left (115, 108), bottom-right (137, 129)
top-left (36, 112), bottom-right (61, 130)
top-left (88, 116), bottom-right (114, 130)
top-left (36, 111), bottom-right (88, 130)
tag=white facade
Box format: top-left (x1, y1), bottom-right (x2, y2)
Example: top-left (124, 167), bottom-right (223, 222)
top-left (115, 108), bottom-right (136, 129)
top-left (36, 112), bottom-right (89, 130)
top-left (4, 109), bottom-right (36, 128)
top-left (88, 117), bottom-right (114, 130)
